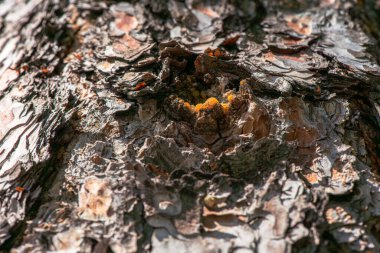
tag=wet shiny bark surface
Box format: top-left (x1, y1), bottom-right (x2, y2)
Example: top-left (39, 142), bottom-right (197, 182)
top-left (0, 0), bottom-right (380, 252)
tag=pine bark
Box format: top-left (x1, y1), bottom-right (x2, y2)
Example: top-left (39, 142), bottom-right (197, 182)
top-left (1, 0), bottom-right (380, 252)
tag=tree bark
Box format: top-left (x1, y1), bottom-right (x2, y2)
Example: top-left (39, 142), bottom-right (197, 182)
top-left (1, 0), bottom-right (380, 252)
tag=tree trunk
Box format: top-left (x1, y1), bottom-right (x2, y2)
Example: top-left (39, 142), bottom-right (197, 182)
top-left (1, 0), bottom-right (380, 252)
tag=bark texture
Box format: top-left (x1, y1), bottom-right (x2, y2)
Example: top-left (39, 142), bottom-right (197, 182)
top-left (0, 0), bottom-right (380, 252)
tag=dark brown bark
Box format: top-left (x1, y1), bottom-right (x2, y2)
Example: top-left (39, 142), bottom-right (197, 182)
top-left (0, 0), bottom-right (380, 252)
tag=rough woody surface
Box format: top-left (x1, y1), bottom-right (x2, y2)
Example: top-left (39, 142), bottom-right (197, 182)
top-left (0, 0), bottom-right (380, 252)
